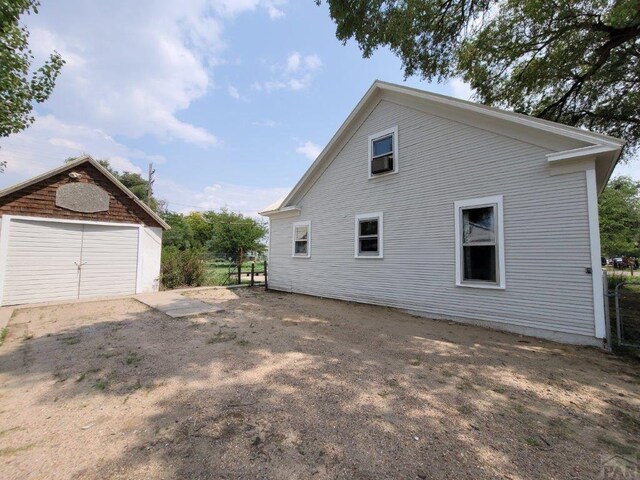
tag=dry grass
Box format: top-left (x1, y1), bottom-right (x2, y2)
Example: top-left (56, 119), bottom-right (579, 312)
top-left (0, 288), bottom-right (638, 479)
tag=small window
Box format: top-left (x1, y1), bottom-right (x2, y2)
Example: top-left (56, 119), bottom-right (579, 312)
top-left (292, 221), bottom-right (311, 258)
top-left (368, 126), bottom-right (398, 178)
top-left (355, 212), bottom-right (383, 258)
top-left (454, 196), bottom-right (505, 288)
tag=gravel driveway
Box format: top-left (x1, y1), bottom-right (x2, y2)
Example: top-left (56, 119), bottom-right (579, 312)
top-left (0, 288), bottom-right (638, 479)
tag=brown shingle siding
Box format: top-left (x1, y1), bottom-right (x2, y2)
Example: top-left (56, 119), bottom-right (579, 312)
top-left (0, 163), bottom-right (162, 228)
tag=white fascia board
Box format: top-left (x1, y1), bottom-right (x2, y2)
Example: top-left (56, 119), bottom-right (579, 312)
top-left (586, 169), bottom-right (606, 340)
top-left (259, 206), bottom-right (301, 219)
top-left (546, 144), bottom-right (620, 163)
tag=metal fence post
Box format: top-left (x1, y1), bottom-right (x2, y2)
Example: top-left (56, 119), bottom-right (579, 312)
top-left (602, 271), bottom-right (612, 352)
top-left (614, 282), bottom-right (624, 346)
top-left (237, 263), bottom-right (241, 285)
top-left (250, 263), bottom-right (255, 287)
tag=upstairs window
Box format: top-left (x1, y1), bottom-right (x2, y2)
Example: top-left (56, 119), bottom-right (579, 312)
top-left (355, 212), bottom-right (383, 258)
top-left (454, 196), bottom-right (505, 289)
top-left (292, 221), bottom-right (311, 258)
top-left (368, 126), bottom-right (398, 178)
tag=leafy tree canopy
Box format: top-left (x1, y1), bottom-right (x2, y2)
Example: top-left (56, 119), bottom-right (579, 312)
top-left (317, 0), bottom-right (640, 157)
top-left (162, 208), bottom-right (268, 261)
top-left (1, 0), bottom-right (65, 171)
top-left (599, 176), bottom-right (640, 256)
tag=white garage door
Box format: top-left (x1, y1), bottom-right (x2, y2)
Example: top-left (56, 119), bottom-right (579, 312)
top-left (2, 219), bottom-right (139, 306)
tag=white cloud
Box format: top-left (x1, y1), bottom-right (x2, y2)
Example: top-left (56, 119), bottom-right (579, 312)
top-left (304, 54), bottom-right (322, 70)
top-left (255, 51), bottom-right (323, 92)
top-left (156, 177), bottom-right (290, 218)
top-left (228, 85), bottom-right (247, 101)
top-left (296, 141), bottom-right (322, 161)
top-left (286, 52), bottom-right (301, 73)
top-left (22, 0), bottom-right (288, 148)
top-left (0, 114), bottom-right (153, 187)
top-left (449, 78), bottom-right (474, 100)
top-left (253, 120), bottom-right (280, 128)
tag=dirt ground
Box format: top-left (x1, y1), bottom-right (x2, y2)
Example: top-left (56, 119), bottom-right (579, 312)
top-left (1, 288), bottom-right (639, 479)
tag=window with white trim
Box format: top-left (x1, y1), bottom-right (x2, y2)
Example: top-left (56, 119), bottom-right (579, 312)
top-left (454, 196), bottom-right (505, 288)
top-left (355, 212), bottom-right (383, 258)
top-left (368, 126), bottom-right (398, 178)
top-left (292, 221), bottom-right (311, 257)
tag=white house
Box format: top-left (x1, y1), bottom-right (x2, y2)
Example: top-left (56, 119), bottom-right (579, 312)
top-left (0, 155), bottom-right (169, 306)
top-left (260, 81), bottom-right (625, 346)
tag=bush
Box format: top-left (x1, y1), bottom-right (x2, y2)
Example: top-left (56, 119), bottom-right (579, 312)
top-left (606, 272), bottom-right (640, 290)
top-left (161, 246), bottom-right (206, 289)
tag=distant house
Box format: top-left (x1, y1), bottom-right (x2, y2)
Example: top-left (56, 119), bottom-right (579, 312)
top-left (0, 155), bottom-right (169, 306)
top-left (260, 81), bottom-right (625, 346)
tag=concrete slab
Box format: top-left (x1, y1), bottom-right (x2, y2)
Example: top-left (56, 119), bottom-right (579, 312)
top-left (0, 307), bottom-right (13, 330)
top-left (135, 291), bottom-right (224, 318)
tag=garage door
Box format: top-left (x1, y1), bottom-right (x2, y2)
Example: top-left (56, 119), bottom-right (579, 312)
top-left (2, 219), bottom-right (139, 306)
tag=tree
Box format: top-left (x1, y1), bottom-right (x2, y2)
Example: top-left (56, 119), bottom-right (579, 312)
top-left (191, 209), bottom-right (267, 261)
top-left (317, 0), bottom-right (640, 157)
top-left (599, 176), bottom-right (640, 256)
top-left (1, 1), bottom-right (65, 170)
top-left (161, 212), bottom-right (196, 251)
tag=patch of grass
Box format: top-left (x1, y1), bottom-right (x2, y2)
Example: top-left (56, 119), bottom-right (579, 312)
top-left (547, 417), bottom-right (574, 440)
top-left (237, 339), bottom-right (250, 347)
top-left (456, 379), bottom-right (474, 391)
top-left (525, 437), bottom-right (542, 448)
top-left (511, 402), bottom-right (527, 414)
top-left (456, 403), bottom-right (474, 415)
top-left (0, 327), bottom-right (8, 345)
top-left (207, 329), bottom-right (237, 344)
top-left (125, 352), bottom-right (142, 366)
top-left (409, 358), bottom-right (422, 366)
top-left (597, 434), bottom-right (639, 456)
top-left (76, 373), bottom-right (86, 383)
top-left (93, 379), bottom-right (108, 391)
top-left (59, 335), bottom-right (80, 345)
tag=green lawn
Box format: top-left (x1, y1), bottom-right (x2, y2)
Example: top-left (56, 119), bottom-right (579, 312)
top-left (203, 261), bottom-right (265, 286)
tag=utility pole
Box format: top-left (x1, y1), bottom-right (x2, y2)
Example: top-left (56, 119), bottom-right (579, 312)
top-left (147, 163), bottom-right (155, 205)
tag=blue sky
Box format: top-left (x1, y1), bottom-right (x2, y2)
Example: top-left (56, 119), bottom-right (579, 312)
top-left (0, 0), bottom-right (636, 216)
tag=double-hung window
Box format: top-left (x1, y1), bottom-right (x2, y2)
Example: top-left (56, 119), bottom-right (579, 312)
top-left (454, 196), bottom-right (505, 288)
top-left (292, 221), bottom-right (311, 258)
top-left (368, 126), bottom-right (398, 178)
top-left (355, 212), bottom-right (383, 258)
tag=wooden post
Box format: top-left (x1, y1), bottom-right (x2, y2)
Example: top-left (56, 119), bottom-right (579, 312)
top-left (264, 260), bottom-right (268, 290)
top-left (250, 263), bottom-right (255, 287)
top-left (237, 262), bottom-right (241, 285)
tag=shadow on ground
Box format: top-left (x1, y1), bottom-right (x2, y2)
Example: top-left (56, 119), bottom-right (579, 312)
top-left (0, 288), bottom-right (639, 479)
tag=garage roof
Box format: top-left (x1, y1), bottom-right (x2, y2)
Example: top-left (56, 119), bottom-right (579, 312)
top-left (0, 155), bottom-right (170, 230)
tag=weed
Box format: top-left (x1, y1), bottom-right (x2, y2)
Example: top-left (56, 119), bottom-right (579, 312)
top-left (207, 329), bottom-right (237, 344)
top-left (0, 327), bottom-right (8, 345)
top-left (22, 332), bottom-right (34, 341)
top-left (237, 339), bottom-right (250, 347)
top-left (126, 352), bottom-right (142, 366)
top-left (409, 358), bottom-right (421, 366)
top-left (76, 373), bottom-right (86, 383)
top-left (93, 379), bottom-right (108, 391)
top-left (525, 437), bottom-right (542, 448)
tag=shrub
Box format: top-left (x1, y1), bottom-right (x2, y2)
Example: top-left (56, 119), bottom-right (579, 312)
top-left (161, 246), bottom-right (206, 289)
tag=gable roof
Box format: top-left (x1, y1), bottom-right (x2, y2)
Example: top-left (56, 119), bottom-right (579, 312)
top-left (0, 155), bottom-right (170, 230)
top-left (260, 80), bottom-right (624, 216)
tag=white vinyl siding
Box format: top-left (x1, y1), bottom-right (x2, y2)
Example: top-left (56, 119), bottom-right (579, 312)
top-left (1, 218), bottom-right (140, 305)
top-left (267, 99), bottom-right (596, 341)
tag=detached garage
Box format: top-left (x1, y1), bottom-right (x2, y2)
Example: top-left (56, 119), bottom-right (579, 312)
top-left (0, 155), bottom-right (169, 306)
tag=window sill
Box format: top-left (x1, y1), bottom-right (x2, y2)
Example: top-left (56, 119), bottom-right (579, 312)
top-left (368, 170), bottom-right (398, 180)
top-left (456, 281), bottom-right (505, 290)
top-left (354, 255), bottom-right (383, 259)
top-left (292, 255), bottom-right (310, 259)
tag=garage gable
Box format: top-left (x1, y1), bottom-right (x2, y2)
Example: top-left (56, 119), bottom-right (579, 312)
top-left (0, 157), bottom-right (166, 229)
